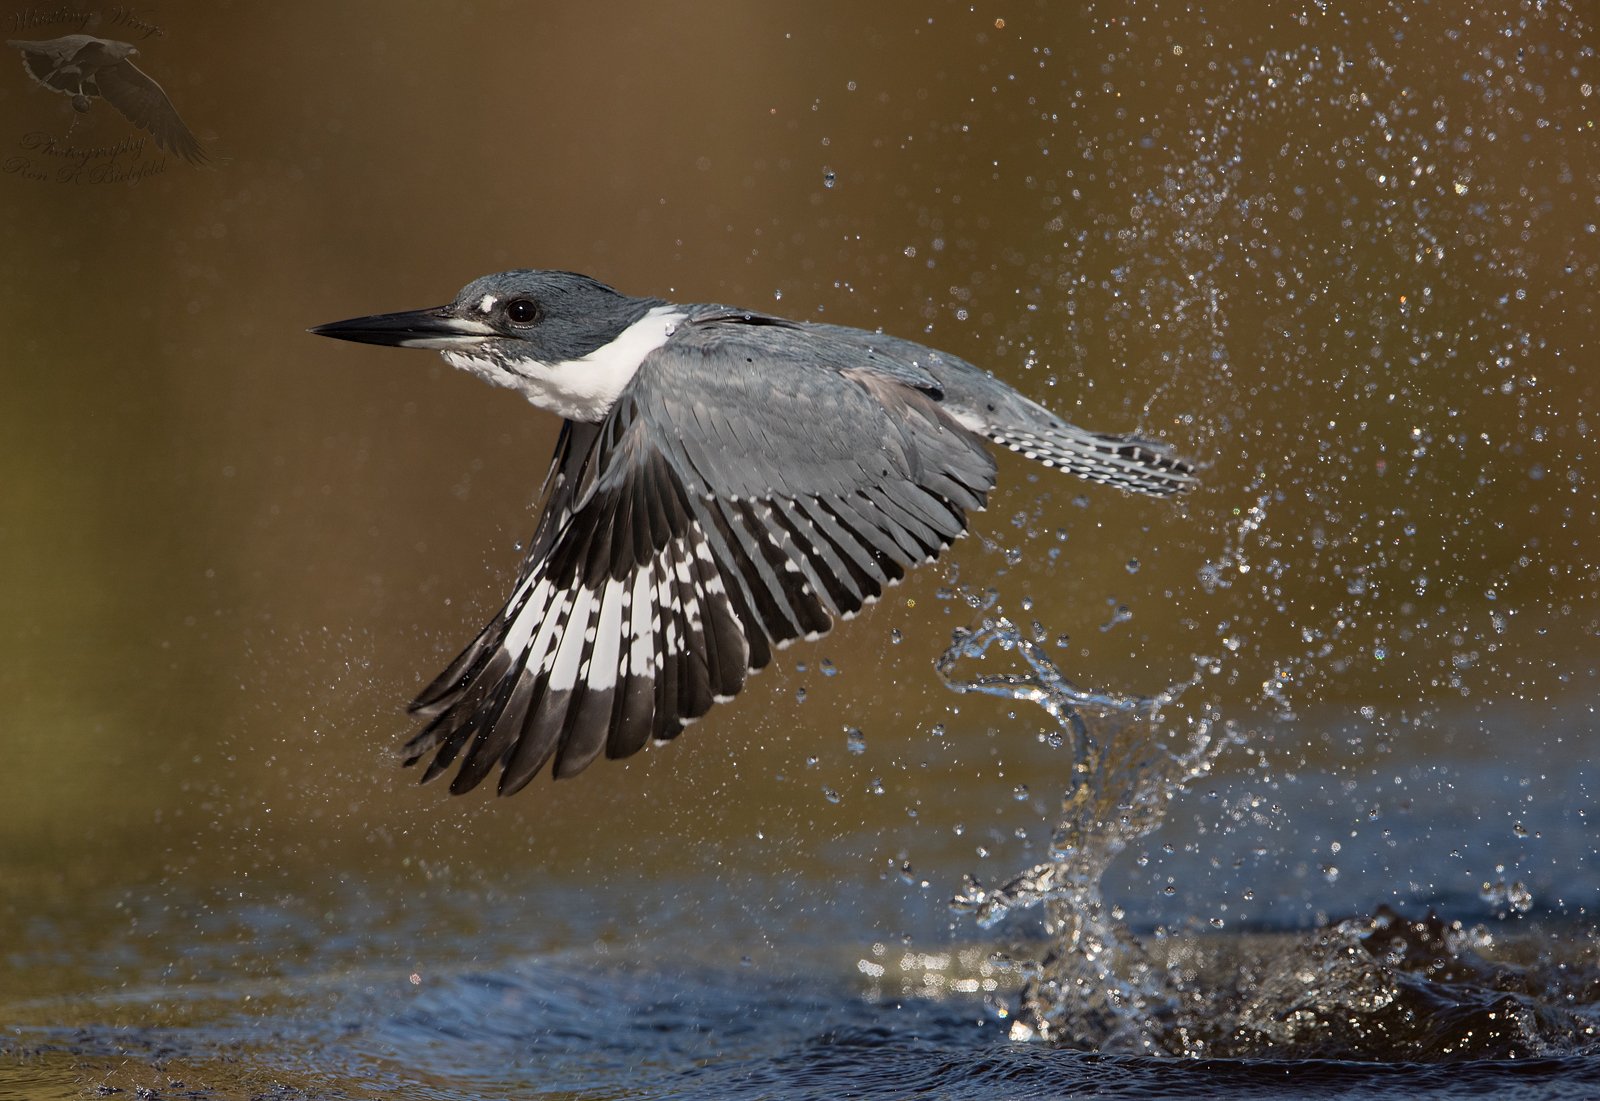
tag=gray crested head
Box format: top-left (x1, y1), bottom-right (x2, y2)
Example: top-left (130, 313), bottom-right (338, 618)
top-left (311, 269), bottom-right (679, 423)
top-left (452, 270), bottom-right (665, 362)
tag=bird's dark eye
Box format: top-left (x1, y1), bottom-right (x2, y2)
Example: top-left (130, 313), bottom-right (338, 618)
top-left (505, 299), bottom-right (541, 325)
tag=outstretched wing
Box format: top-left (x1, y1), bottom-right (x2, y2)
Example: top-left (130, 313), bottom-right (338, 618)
top-left (8, 36), bottom-right (89, 92)
top-left (404, 315), bottom-right (998, 795)
top-left (95, 56), bottom-right (208, 164)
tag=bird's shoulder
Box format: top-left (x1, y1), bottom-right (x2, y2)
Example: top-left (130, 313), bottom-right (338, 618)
top-left (650, 305), bottom-right (944, 395)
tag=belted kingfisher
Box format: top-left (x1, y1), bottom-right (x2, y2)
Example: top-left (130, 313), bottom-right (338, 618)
top-left (313, 270), bottom-right (1196, 796)
top-left (7, 35), bottom-right (209, 164)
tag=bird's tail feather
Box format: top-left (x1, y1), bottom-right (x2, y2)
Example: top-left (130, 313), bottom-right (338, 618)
top-left (986, 422), bottom-right (1198, 496)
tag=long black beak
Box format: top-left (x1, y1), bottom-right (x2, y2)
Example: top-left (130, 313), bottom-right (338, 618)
top-left (309, 306), bottom-right (496, 349)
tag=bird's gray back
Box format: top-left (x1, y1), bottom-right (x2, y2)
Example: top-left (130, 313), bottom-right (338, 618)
top-left (631, 309), bottom-right (994, 505)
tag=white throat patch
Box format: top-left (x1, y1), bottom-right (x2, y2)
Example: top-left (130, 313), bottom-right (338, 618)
top-left (440, 305), bottom-right (687, 422)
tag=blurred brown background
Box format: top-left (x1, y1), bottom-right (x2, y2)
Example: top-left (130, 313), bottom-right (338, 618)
top-left (0, 0), bottom-right (1594, 1007)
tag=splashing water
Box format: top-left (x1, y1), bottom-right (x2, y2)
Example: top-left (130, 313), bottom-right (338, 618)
top-left (936, 613), bottom-right (1234, 1050)
top-left (926, 611), bottom-right (1600, 1062)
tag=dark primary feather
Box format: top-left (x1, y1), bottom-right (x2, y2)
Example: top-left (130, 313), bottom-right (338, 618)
top-left (409, 421), bottom-right (600, 718)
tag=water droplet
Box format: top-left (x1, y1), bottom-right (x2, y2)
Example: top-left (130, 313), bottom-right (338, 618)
top-left (822, 787), bottom-right (841, 804)
top-left (1099, 604), bottom-right (1133, 632)
top-left (867, 776), bottom-right (885, 795)
top-left (845, 727), bottom-right (867, 755)
top-left (1125, 557), bottom-right (1141, 574)
top-left (1012, 784), bottom-right (1029, 801)
top-left (822, 168), bottom-right (837, 189)
top-left (1480, 878), bottom-right (1534, 913)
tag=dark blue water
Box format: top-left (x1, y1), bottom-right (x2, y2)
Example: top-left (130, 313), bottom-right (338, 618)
top-left (8, 923), bottom-right (1598, 1099)
top-left (5, 746), bottom-right (1596, 1100)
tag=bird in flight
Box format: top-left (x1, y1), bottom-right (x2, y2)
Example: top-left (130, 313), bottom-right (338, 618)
top-left (7, 35), bottom-right (209, 164)
top-left (313, 271), bottom-right (1196, 796)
